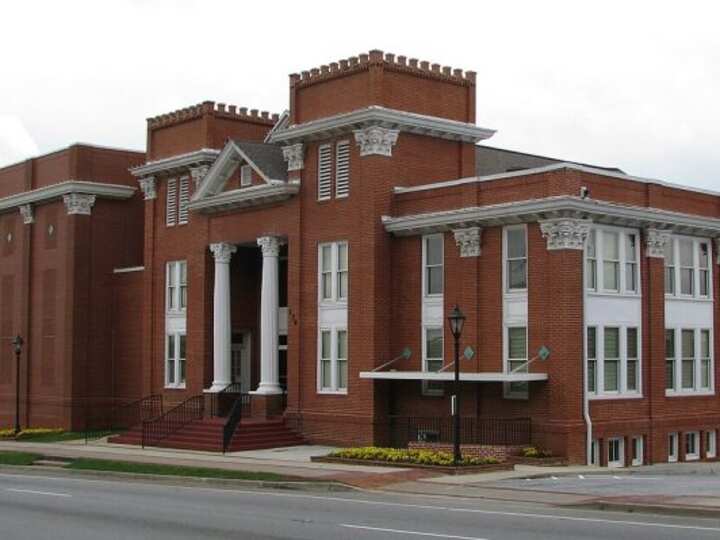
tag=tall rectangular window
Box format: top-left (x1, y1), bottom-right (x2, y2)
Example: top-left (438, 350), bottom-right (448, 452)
top-left (587, 327), bottom-right (597, 393)
top-left (335, 140), bottom-right (350, 198)
top-left (701, 329), bottom-right (711, 390)
top-left (165, 333), bottom-right (186, 388)
top-left (178, 176), bottom-right (190, 225)
top-left (320, 245), bottom-right (332, 301)
top-left (505, 227), bottom-right (527, 290)
top-left (626, 327), bottom-right (639, 392)
top-left (602, 231), bottom-right (620, 291)
top-left (319, 242), bottom-right (349, 302)
top-left (668, 432), bottom-right (678, 462)
top-left (604, 327), bottom-right (620, 392)
top-left (699, 242), bottom-right (710, 297)
top-left (685, 431), bottom-right (700, 460)
top-left (679, 239), bottom-right (694, 295)
top-left (166, 261), bottom-right (187, 312)
top-left (664, 240), bottom-right (675, 294)
top-left (681, 329), bottom-right (695, 389)
top-left (317, 144), bottom-right (332, 201)
top-left (240, 164), bottom-right (252, 187)
top-left (336, 330), bottom-right (348, 391)
top-left (423, 234), bottom-right (443, 296)
top-left (505, 326), bottom-right (528, 398)
top-left (318, 328), bottom-right (348, 393)
top-left (665, 329), bottom-right (676, 390)
top-left (337, 243), bottom-right (348, 300)
top-left (319, 330), bottom-right (332, 390)
top-left (625, 234), bottom-right (638, 292)
top-left (166, 178), bottom-right (178, 226)
top-left (707, 430), bottom-right (717, 459)
top-left (586, 230), bottom-right (597, 290)
top-left (423, 327), bottom-right (444, 396)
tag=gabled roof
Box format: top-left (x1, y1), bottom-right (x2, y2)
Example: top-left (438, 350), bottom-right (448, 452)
top-left (232, 141), bottom-right (287, 182)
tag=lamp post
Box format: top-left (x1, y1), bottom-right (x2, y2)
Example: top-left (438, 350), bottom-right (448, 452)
top-left (11, 335), bottom-right (23, 436)
top-left (447, 306), bottom-right (465, 466)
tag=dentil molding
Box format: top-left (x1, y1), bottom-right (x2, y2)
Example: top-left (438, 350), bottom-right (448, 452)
top-left (353, 126), bottom-right (399, 157)
top-left (209, 242), bottom-right (237, 264)
top-left (539, 218), bottom-right (592, 250)
top-left (63, 193), bottom-right (96, 216)
top-left (453, 227), bottom-right (482, 257)
top-left (282, 143), bottom-right (305, 171)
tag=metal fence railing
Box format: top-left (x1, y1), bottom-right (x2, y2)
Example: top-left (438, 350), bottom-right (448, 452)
top-left (388, 416), bottom-right (531, 448)
top-left (141, 395), bottom-right (204, 448)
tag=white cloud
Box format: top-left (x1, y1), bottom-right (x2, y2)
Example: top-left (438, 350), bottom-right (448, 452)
top-left (0, 116), bottom-right (39, 167)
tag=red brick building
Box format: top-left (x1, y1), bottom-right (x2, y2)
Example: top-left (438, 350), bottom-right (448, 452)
top-left (1, 50), bottom-right (718, 466)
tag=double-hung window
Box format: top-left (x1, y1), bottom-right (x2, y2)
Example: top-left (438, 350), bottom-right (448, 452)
top-left (625, 233), bottom-right (638, 292)
top-left (626, 328), bottom-right (639, 391)
top-left (166, 261), bottom-right (187, 312)
top-left (666, 328), bottom-right (713, 394)
top-left (505, 326), bottom-right (528, 398)
top-left (701, 330), bottom-right (712, 390)
top-left (604, 328), bottom-right (620, 392)
top-left (166, 333), bottom-right (186, 388)
top-left (585, 227), bottom-right (640, 294)
top-left (319, 242), bottom-right (349, 303)
top-left (587, 327), bottom-right (597, 393)
top-left (706, 430), bottom-right (717, 459)
top-left (668, 432), bottom-right (679, 462)
top-left (586, 230), bottom-right (597, 289)
top-left (318, 328), bottom-right (348, 393)
top-left (682, 329), bottom-right (695, 390)
top-left (423, 234), bottom-right (443, 296)
top-left (603, 232), bottom-right (620, 291)
top-left (679, 239), bottom-right (694, 295)
top-left (589, 326), bottom-right (640, 397)
top-left (664, 241), bottom-right (676, 294)
top-left (665, 236), bottom-right (712, 299)
top-left (505, 227), bottom-right (527, 290)
top-left (665, 330), bottom-right (676, 390)
top-left (423, 327), bottom-right (444, 396)
top-left (685, 431), bottom-right (700, 460)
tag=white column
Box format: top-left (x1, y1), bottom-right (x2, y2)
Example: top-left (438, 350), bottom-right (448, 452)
top-left (207, 242), bottom-right (236, 392)
top-left (253, 236), bottom-right (284, 395)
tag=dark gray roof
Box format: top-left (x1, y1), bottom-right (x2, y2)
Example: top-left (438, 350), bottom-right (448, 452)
top-left (233, 141), bottom-right (287, 181)
top-left (475, 145), bottom-right (624, 177)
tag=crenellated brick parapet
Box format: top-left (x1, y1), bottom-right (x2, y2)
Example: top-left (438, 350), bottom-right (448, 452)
top-left (147, 101), bottom-right (280, 130)
top-left (289, 49), bottom-right (476, 89)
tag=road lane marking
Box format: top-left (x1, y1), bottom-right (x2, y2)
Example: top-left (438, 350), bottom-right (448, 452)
top-left (341, 524), bottom-right (488, 539)
top-left (5, 488), bottom-right (71, 498)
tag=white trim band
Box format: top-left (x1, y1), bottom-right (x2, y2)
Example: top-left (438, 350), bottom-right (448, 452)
top-left (0, 180), bottom-right (136, 214)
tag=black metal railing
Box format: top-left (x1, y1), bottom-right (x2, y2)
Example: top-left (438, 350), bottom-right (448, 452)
top-left (84, 395), bottom-right (163, 443)
top-left (209, 382), bottom-right (244, 418)
top-left (142, 395), bottom-right (204, 448)
top-left (222, 393), bottom-right (251, 453)
top-left (388, 416), bottom-right (531, 448)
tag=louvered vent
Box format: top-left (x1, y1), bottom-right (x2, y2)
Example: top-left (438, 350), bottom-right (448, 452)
top-left (178, 176), bottom-right (190, 224)
top-left (318, 144), bottom-right (332, 200)
top-left (166, 178), bottom-right (178, 226)
top-left (335, 141), bottom-right (350, 198)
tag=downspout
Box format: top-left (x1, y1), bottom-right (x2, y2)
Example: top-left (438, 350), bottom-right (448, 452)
top-left (582, 236), bottom-right (592, 465)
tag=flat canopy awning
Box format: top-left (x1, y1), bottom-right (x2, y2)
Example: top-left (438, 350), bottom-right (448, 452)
top-left (359, 371), bottom-right (548, 382)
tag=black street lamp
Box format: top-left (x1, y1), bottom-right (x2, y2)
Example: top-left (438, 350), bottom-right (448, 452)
top-left (11, 335), bottom-right (23, 436)
top-left (447, 305), bottom-right (466, 466)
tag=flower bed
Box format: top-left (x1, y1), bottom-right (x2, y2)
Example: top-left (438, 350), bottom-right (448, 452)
top-left (0, 428), bottom-right (65, 440)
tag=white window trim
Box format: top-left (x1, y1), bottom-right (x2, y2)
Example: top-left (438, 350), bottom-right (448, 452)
top-left (503, 324), bottom-right (529, 400)
top-left (706, 430), bottom-right (717, 459)
top-left (318, 241), bottom-right (349, 305)
top-left (503, 225), bottom-right (528, 294)
top-left (165, 332), bottom-right (186, 389)
top-left (588, 325), bottom-right (643, 399)
top-left (166, 261), bottom-right (187, 314)
top-left (668, 432), bottom-right (679, 462)
top-left (422, 325), bottom-right (444, 397)
top-left (317, 326), bottom-right (348, 394)
top-left (240, 164), bottom-right (252, 187)
top-left (665, 235), bottom-right (713, 300)
top-left (631, 436), bottom-right (644, 466)
top-left (422, 233), bottom-right (444, 298)
top-left (585, 225), bottom-right (641, 297)
top-left (685, 431), bottom-right (700, 461)
top-left (607, 437), bottom-right (625, 468)
top-left (665, 327), bottom-right (715, 397)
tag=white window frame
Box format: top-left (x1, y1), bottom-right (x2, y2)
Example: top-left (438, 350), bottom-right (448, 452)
top-left (706, 430), bottom-right (717, 459)
top-left (240, 164), bottom-right (252, 187)
top-left (422, 326), bottom-right (444, 397)
top-left (504, 324), bottom-right (528, 400)
top-left (318, 242), bottom-right (348, 304)
top-left (585, 226), bottom-right (641, 296)
top-left (685, 431), bottom-right (700, 461)
top-left (317, 327), bottom-right (348, 394)
top-left (665, 327), bottom-right (714, 396)
top-left (166, 261), bottom-right (187, 314)
top-left (668, 432), bottom-right (679, 462)
top-left (165, 333), bottom-right (186, 389)
top-left (631, 436), bottom-right (644, 466)
top-left (589, 326), bottom-right (642, 398)
top-left (665, 235), bottom-right (713, 300)
top-left (422, 234), bottom-right (444, 297)
top-left (503, 225), bottom-right (527, 293)
top-left (607, 437), bottom-right (624, 468)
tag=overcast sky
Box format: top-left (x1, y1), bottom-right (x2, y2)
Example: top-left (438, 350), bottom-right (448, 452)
top-left (1, 0), bottom-right (717, 189)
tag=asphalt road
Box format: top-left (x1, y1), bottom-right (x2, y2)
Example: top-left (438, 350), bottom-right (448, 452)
top-left (0, 471), bottom-right (719, 539)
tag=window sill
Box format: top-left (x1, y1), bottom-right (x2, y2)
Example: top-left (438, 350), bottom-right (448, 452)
top-left (686, 454), bottom-right (700, 461)
top-left (587, 291), bottom-right (641, 299)
top-left (164, 384), bottom-right (186, 390)
top-left (665, 390), bottom-right (715, 397)
top-left (317, 390), bottom-right (348, 396)
top-left (665, 295), bottom-right (712, 303)
top-left (319, 300), bottom-right (348, 307)
top-left (588, 393), bottom-right (643, 401)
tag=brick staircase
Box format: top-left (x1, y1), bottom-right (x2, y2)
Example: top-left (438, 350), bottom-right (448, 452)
top-left (108, 417), bottom-right (305, 453)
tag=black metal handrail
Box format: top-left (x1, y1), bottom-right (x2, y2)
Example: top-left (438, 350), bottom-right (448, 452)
top-left (209, 382), bottom-right (244, 417)
top-left (222, 393), bottom-right (251, 453)
top-left (142, 395), bottom-right (204, 448)
top-left (388, 416), bottom-right (531, 448)
top-left (84, 395), bottom-right (163, 443)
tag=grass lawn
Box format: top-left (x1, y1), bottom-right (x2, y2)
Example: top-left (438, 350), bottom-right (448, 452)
top-left (65, 458), bottom-right (291, 482)
top-left (0, 452), bottom-right (41, 466)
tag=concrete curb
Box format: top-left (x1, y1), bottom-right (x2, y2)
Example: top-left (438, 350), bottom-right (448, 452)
top-left (569, 500), bottom-right (720, 519)
top-left (0, 464), bottom-right (355, 493)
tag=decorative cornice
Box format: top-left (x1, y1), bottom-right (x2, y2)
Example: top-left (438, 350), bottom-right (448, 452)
top-left (269, 106), bottom-right (495, 145)
top-left (130, 148), bottom-right (220, 178)
top-left (539, 218), bottom-right (592, 250)
top-left (453, 227), bottom-right (481, 257)
top-left (190, 165), bottom-right (210, 188)
top-left (353, 126), bottom-right (399, 157)
top-left (282, 143), bottom-right (305, 171)
top-left (188, 182), bottom-right (299, 214)
top-left (19, 204), bottom-right (34, 224)
top-left (63, 193), bottom-right (96, 216)
top-left (645, 228), bottom-right (672, 258)
top-left (209, 242), bottom-right (237, 264)
top-left (382, 195), bottom-right (720, 238)
top-left (0, 180), bottom-right (135, 215)
top-left (257, 236), bottom-right (285, 257)
top-left (138, 176), bottom-right (157, 200)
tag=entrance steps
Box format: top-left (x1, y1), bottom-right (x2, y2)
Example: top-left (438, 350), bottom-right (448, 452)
top-left (108, 417), bottom-right (305, 453)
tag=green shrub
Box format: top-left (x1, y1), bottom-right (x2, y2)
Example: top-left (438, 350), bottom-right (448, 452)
top-left (329, 447), bottom-right (500, 466)
top-left (521, 446), bottom-right (552, 458)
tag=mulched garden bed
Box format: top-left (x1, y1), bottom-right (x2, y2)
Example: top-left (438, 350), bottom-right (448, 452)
top-left (311, 455), bottom-right (513, 475)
